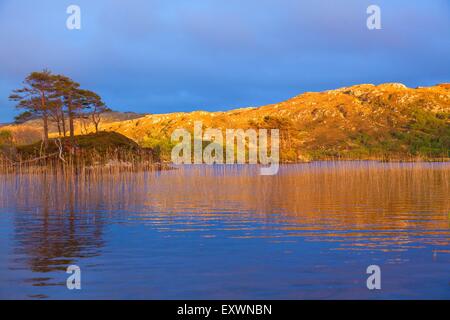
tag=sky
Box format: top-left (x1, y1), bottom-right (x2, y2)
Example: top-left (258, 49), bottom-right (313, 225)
top-left (0, 0), bottom-right (449, 122)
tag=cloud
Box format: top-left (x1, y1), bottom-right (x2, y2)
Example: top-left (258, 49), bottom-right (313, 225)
top-left (0, 0), bottom-right (449, 121)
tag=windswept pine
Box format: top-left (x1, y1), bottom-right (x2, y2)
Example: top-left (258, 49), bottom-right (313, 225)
top-left (8, 70), bottom-right (110, 145)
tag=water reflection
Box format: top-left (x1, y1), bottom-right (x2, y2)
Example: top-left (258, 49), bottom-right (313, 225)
top-left (1, 175), bottom-right (106, 296)
top-left (141, 163), bottom-right (450, 250)
top-left (0, 162), bottom-right (449, 299)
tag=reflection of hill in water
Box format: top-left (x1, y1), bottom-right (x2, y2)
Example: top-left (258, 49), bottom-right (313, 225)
top-left (139, 163), bottom-right (450, 250)
top-left (0, 162), bottom-right (449, 288)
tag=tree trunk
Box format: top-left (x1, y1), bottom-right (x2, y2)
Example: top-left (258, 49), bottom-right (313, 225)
top-left (92, 113), bottom-right (100, 133)
top-left (94, 115), bottom-right (99, 133)
top-left (42, 111), bottom-right (49, 148)
top-left (68, 102), bottom-right (75, 142)
top-left (40, 93), bottom-right (49, 147)
top-left (61, 111), bottom-right (67, 137)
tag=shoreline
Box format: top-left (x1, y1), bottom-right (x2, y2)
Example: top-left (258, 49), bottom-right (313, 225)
top-left (1, 158), bottom-right (448, 175)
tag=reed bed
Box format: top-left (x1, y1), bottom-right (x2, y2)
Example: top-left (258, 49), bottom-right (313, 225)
top-left (1, 161), bottom-right (448, 252)
top-left (145, 162), bottom-right (450, 233)
top-left (0, 147), bottom-right (169, 176)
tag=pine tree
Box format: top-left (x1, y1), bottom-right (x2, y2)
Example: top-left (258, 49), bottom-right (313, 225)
top-left (9, 70), bottom-right (56, 147)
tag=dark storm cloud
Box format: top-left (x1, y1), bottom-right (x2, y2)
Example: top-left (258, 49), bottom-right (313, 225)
top-left (0, 0), bottom-right (449, 121)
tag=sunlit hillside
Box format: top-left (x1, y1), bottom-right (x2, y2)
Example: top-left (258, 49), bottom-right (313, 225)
top-left (4, 83), bottom-right (450, 161)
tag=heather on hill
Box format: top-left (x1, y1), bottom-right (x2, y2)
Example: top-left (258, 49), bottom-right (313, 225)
top-left (2, 82), bottom-right (450, 163)
top-left (68, 83), bottom-right (450, 162)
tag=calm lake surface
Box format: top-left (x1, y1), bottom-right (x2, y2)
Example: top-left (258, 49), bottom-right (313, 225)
top-left (0, 162), bottom-right (449, 299)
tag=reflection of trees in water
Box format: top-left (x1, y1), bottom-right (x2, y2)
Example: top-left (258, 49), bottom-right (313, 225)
top-left (10, 174), bottom-right (105, 275)
top-left (1, 163), bottom-right (449, 278)
top-left (2, 171), bottom-right (151, 279)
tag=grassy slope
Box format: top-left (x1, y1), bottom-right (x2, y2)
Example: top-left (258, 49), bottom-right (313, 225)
top-left (102, 83), bottom-right (450, 161)
top-left (15, 132), bottom-right (144, 164)
top-left (5, 83), bottom-right (450, 162)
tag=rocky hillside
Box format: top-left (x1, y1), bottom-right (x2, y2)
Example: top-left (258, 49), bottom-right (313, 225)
top-left (4, 83), bottom-right (450, 161)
